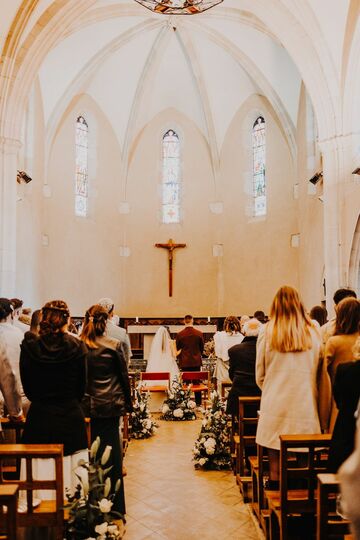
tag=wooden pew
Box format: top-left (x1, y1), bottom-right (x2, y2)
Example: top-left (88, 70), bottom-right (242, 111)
top-left (317, 474), bottom-right (351, 540)
top-left (235, 396), bottom-right (261, 502)
top-left (0, 484), bottom-right (18, 539)
top-left (0, 444), bottom-right (64, 540)
top-left (266, 434), bottom-right (331, 540)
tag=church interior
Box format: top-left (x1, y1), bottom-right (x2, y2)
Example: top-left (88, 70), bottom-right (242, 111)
top-left (1, 0), bottom-right (360, 539)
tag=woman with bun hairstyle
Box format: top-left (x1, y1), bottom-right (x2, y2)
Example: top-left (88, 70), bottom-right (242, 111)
top-left (20, 300), bottom-right (88, 490)
top-left (214, 315), bottom-right (244, 387)
top-left (80, 305), bottom-right (132, 517)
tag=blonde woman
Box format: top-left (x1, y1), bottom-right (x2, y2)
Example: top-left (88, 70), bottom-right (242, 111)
top-left (214, 316), bottom-right (244, 387)
top-left (255, 286), bottom-right (331, 487)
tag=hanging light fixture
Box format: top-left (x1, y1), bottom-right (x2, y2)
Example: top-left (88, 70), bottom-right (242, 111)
top-left (134, 0), bottom-right (223, 15)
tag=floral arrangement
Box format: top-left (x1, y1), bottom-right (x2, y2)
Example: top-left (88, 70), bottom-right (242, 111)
top-left (65, 438), bottom-right (124, 540)
top-left (161, 377), bottom-right (197, 421)
top-left (130, 384), bottom-right (158, 439)
top-left (193, 391), bottom-right (231, 470)
top-left (203, 338), bottom-right (216, 358)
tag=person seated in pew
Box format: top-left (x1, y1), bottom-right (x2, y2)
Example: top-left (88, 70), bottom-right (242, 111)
top-left (255, 286), bottom-right (331, 489)
top-left (328, 334), bottom-right (360, 472)
top-left (226, 317), bottom-right (262, 417)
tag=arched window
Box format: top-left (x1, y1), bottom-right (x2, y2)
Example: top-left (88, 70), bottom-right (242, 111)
top-left (252, 116), bottom-right (266, 216)
top-left (75, 116), bottom-right (88, 217)
top-left (162, 129), bottom-right (181, 224)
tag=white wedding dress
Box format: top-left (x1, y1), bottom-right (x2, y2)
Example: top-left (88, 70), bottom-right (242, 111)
top-left (146, 326), bottom-right (180, 384)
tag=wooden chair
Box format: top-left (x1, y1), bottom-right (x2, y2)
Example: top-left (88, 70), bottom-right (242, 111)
top-left (267, 434), bottom-right (332, 540)
top-left (181, 371), bottom-right (211, 403)
top-left (220, 381), bottom-right (232, 398)
top-left (317, 474), bottom-right (351, 540)
top-left (0, 419), bottom-right (26, 479)
top-left (140, 372), bottom-right (170, 392)
top-left (0, 484), bottom-right (19, 539)
top-left (0, 444), bottom-right (64, 540)
top-left (234, 396), bottom-right (261, 502)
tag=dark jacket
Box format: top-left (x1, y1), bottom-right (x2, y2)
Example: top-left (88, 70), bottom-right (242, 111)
top-left (328, 361), bottom-right (360, 472)
top-left (20, 331), bottom-right (88, 456)
top-left (176, 326), bottom-right (204, 369)
top-left (82, 335), bottom-right (132, 418)
top-left (226, 336), bottom-right (261, 416)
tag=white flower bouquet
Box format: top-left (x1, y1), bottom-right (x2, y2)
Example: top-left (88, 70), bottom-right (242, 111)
top-left (161, 377), bottom-right (197, 421)
top-left (64, 437), bottom-right (124, 539)
top-left (130, 384), bottom-right (158, 439)
top-left (192, 391), bottom-right (232, 470)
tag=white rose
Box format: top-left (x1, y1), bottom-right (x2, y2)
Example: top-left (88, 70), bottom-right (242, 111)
top-left (107, 524), bottom-right (119, 534)
top-left (206, 446), bottom-right (215, 455)
top-left (173, 408), bottom-right (184, 418)
top-left (99, 498), bottom-right (113, 513)
top-left (145, 419), bottom-right (152, 429)
top-left (188, 400), bottom-right (196, 409)
top-left (199, 458), bottom-right (207, 466)
top-left (162, 404), bottom-right (170, 414)
top-left (95, 522), bottom-right (108, 535)
top-left (204, 437), bottom-right (216, 448)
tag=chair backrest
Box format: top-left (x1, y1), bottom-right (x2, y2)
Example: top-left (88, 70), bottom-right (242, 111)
top-left (140, 372), bottom-right (170, 381)
top-left (279, 434), bottom-right (332, 515)
top-left (181, 371), bottom-right (209, 382)
top-left (316, 473), bottom-right (351, 540)
top-left (238, 396), bottom-right (261, 476)
top-left (0, 444), bottom-right (63, 533)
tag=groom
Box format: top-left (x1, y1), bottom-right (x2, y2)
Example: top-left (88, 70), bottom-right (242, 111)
top-left (176, 315), bottom-right (204, 405)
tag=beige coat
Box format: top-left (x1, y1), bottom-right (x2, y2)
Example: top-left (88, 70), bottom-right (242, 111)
top-left (255, 324), bottom-right (331, 450)
top-left (325, 332), bottom-right (359, 431)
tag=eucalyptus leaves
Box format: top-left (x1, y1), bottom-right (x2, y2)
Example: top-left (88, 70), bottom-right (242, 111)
top-left (65, 437), bottom-right (124, 540)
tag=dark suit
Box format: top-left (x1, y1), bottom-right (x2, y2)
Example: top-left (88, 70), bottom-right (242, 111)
top-left (328, 361), bottom-right (360, 472)
top-left (176, 326), bottom-right (204, 369)
top-left (226, 336), bottom-right (261, 416)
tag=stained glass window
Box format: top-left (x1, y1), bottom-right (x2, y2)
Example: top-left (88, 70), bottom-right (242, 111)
top-left (162, 129), bottom-right (181, 223)
top-left (75, 116), bottom-right (88, 217)
top-left (252, 116), bottom-right (266, 216)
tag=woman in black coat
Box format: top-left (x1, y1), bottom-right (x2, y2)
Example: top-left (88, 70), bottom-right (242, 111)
top-left (20, 300), bottom-right (88, 487)
top-left (328, 336), bottom-right (360, 472)
top-left (80, 305), bottom-right (132, 518)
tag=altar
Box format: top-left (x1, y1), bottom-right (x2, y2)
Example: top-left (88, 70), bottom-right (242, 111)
top-left (127, 324), bottom-right (217, 359)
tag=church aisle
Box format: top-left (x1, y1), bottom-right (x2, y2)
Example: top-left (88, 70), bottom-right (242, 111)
top-left (123, 419), bottom-right (264, 540)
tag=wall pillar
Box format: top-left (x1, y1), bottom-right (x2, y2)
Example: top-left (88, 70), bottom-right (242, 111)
top-left (319, 135), bottom-right (352, 316)
top-left (0, 137), bottom-right (21, 296)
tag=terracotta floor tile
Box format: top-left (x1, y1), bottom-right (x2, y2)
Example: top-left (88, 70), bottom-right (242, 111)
top-left (123, 419), bottom-right (264, 539)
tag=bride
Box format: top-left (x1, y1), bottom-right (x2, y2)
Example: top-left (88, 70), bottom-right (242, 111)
top-left (146, 326), bottom-right (180, 383)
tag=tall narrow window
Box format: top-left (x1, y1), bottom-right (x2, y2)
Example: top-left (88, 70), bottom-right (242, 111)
top-left (162, 129), bottom-right (180, 224)
top-left (252, 116), bottom-right (266, 216)
top-left (75, 116), bottom-right (88, 217)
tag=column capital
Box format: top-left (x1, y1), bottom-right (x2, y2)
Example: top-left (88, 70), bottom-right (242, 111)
top-left (0, 137), bottom-right (22, 154)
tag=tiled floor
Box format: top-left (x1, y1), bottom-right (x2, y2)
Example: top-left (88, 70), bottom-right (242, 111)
top-left (123, 418), bottom-right (264, 539)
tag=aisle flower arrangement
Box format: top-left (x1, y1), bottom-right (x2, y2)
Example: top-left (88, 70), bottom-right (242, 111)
top-left (161, 377), bottom-right (197, 421)
top-left (65, 438), bottom-right (124, 540)
top-left (130, 384), bottom-right (158, 439)
top-left (193, 391), bottom-right (231, 470)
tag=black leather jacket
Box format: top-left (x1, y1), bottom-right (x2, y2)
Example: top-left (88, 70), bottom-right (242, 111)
top-left (82, 335), bottom-right (132, 418)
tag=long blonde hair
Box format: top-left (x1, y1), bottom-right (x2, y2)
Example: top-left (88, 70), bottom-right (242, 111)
top-left (268, 286), bottom-right (313, 352)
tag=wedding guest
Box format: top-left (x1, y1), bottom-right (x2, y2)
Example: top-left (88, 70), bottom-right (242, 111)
top-left (0, 338), bottom-right (24, 427)
top-left (321, 288), bottom-right (357, 344)
top-left (30, 309), bottom-right (41, 335)
top-left (214, 316), bottom-right (244, 388)
top-left (240, 315), bottom-right (250, 333)
top-left (10, 297), bottom-right (28, 333)
top-left (176, 315), bottom-right (204, 405)
top-left (256, 285), bottom-right (331, 487)
top-left (20, 300), bottom-right (88, 491)
top-left (325, 297), bottom-right (360, 430)
top-left (98, 298), bottom-right (132, 366)
top-left (310, 305), bottom-right (327, 327)
top-left (226, 318), bottom-right (262, 416)
top-left (81, 305), bottom-right (132, 517)
top-left (0, 298), bottom-right (29, 413)
top-left (328, 335), bottom-right (360, 472)
top-left (253, 310), bottom-right (268, 324)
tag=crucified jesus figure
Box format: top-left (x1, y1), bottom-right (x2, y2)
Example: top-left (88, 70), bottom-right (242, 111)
top-left (155, 238), bottom-right (186, 297)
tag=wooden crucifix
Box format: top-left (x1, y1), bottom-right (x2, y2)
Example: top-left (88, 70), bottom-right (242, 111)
top-left (155, 238), bottom-right (186, 297)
